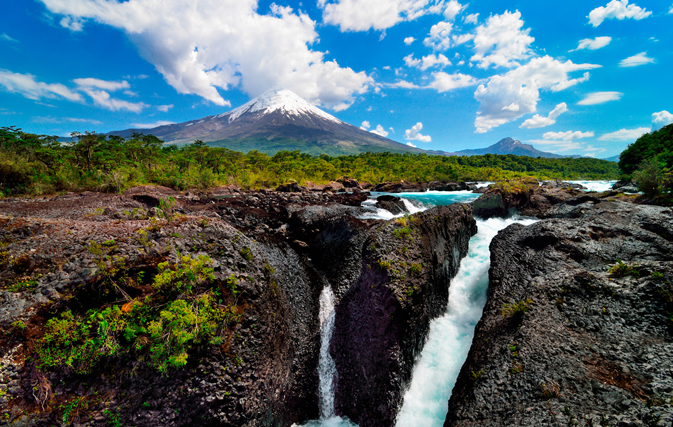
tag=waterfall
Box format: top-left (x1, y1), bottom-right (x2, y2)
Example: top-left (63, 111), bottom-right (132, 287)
top-left (294, 286), bottom-right (356, 427)
top-left (395, 216), bottom-right (537, 427)
top-left (318, 285), bottom-right (338, 419)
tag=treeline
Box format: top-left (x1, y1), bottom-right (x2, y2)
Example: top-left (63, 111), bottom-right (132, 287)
top-left (0, 127), bottom-right (620, 196)
top-left (619, 124), bottom-right (672, 201)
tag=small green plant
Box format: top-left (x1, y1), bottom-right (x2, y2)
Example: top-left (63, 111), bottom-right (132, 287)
top-left (198, 218), bottom-right (210, 228)
top-left (225, 274), bottom-right (241, 297)
top-left (395, 217), bottom-right (407, 226)
top-left (651, 271), bottom-right (665, 280)
top-left (408, 263), bottom-right (423, 275)
top-left (608, 260), bottom-right (640, 278)
top-left (399, 246), bottom-right (409, 254)
top-left (240, 246), bottom-right (253, 262)
top-left (501, 298), bottom-right (533, 319)
top-left (264, 261), bottom-right (275, 275)
top-left (509, 343), bottom-right (519, 358)
top-left (8, 276), bottom-right (39, 292)
top-left (509, 364), bottom-right (523, 374)
top-left (103, 409), bottom-right (122, 427)
top-left (539, 382), bottom-right (561, 399)
top-left (157, 196), bottom-right (177, 225)
top-left (377, 259), bottom-right (391, 270)
top-left (470, 369), bottom-right (486, 382)
top-left (102, 239), bottom-right (116, 247)
top-left (392, 227), bottom-right (412, 240)
top-left (10, 320), bottom-right (27, 330)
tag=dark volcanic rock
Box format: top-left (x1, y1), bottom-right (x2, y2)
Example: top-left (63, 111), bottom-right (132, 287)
top-left (276, 182), bottom-right (304, 192)
top-left (445, 201), bottom-right (673, 427)
top-left (331, 204), bottom-right (477, 427)
top-left (375, 195), bottom-right (409, 215)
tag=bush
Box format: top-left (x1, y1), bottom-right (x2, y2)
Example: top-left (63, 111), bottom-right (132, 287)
top-left (633, 158), bottom-right (663, 197)
top-left (501, 298), bottom-right (533, 319)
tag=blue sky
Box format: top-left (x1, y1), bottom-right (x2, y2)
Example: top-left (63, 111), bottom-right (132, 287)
top-left (1, 0), bottom-right (672, 158)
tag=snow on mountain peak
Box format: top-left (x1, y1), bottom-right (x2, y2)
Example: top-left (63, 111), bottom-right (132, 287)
top-left (220, 87), bottom-right (343, 124)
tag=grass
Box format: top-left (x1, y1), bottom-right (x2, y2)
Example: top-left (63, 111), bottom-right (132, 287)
top-left (392, 227), bottom-right (412, 240)
top-left (501, 298), bottom-right (533, 319)
top-left (608, 260), bottom-right (640, 278)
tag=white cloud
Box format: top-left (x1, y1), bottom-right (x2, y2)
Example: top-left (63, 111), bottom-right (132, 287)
top-left (73, 77), bottom-right (130, 91)
top-left (542, 130), bottom-right (594, 140)
top-left (473, 56), bottom-right (600, 133)
top-left (570, 36), bottom-right (612, 52)
top-left (598, 127), bottom-right (650, 141)
top-left (520, 102), bottom-right (568, 128)
top-left (619, 52), bottom-right (655, 67)
top-left (1, 33), bottom-right (18, 43)
top-left (131, 120), bottom-right (176, 129)
top-left (319, 0), bottom-right (445, 32)
top-left (81, 88), bottom-right (148, 112)
top-left (404, 53), bottom-right (451, 71)
top-left (360, 120), bottom-right (371, 130)
top-left (405, 122), bottom-right (432, 142)
top-left (427, 72), bottom-right (478, 92)
top-left (471, 10), bottom-right (534, 69)
top-left (652, 110), bottom-right (673, 130)
top-left (670, 4), bottom-right (673, 14)
top-left (424, 21), bottom-right (454, 50)
top-left (406, 141), bottom-right (417, 148)
top-left (41, 0), bottom-right (372, 111)
top-left (551, 72), bottom-right (590, 92)
top-left (157, 104), bottom-right (173, 112)
top-left (588, 0), bottom-right (652, 27)
top-left (0, 70), bottom-right (83, 102)
top-left (527, 140), bottom-right (584, 152)
top-left (443, 0), bottom-right (465, 21)
top-left (384, 80), bottom-right (420, 89)
top-left (464, 13), bottom-right (479, 24)
top-left (404, 36), bottom-right (416, 45)
top-left (577, 91), bottom-right (622, 105)
top-left (370, 124), bottom-right (389, 137)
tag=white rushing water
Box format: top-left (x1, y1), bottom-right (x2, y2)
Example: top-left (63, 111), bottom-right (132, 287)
top-left (567, 180), bottom-right (617, 192)
top-left (395, 216), bottom-right (537, 427)
top-left (295, 286), bottom-right (357, 427)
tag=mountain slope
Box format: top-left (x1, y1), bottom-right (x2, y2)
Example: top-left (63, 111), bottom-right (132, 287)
top-left (433, 137), bottom-right (565, 158)
top-left (109, 88), bottom-right (424, 156)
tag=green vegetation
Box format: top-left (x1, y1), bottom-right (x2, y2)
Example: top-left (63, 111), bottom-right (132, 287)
top-left (0, 127), bottom-right (619, 196)
top-left (618, 124), bottom-right (673, 201)
top-left (377, 259), bottom-right (391, 270)
top-left (608, 260), bottom-right (640, 278)
top-left (392, 227), bottom-right (412, 240)
top-left (470, 369), bottom-right (486, 382)
top-left (501, 298), bottom-right (533, 320)
top-left (35, 254), bottom-right (243, 374)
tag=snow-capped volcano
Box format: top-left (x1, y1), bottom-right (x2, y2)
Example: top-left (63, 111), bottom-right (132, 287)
top-left (220, 87), bottom-right (343, 125)
top-left (109, 88), bottom-right (422, 156)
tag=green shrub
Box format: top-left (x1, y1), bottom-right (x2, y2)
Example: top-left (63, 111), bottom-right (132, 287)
top-left (392, 227), bottom-right (412, 240)
top-left (608, 260), bottom-right (640, 278)
top-left (501, 298), bottom-right (533, 319)
top-left (153, 254), bottom-right (215, 294)
top-left (240, 246), bottom-right (253, 261)
top-left (377, 259), bottom-right (391, 270)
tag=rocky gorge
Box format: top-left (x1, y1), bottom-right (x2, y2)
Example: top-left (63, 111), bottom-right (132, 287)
top-left (1, 177), bottom-right (670, 427)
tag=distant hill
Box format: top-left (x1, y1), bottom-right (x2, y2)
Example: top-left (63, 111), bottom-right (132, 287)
top-left (427, 137), bottom-right (566, 158)
top-left (108, 87), bottom-right (424, 156)
top-left (603, 155), bottom-right (620, 162)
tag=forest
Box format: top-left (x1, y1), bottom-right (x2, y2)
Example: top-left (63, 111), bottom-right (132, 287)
top-left (0, 126), bottom-right (621, 196)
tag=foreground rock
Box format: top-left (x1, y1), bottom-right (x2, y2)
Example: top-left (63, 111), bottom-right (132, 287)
top-left (329, 204), bottom-right (477, 427)
top-left (0, 186), bottom-right (475, 427)
top-left (446, 201), bottom-right (673, 426)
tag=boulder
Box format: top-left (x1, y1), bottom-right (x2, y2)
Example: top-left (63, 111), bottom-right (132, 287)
top-left (375, 195), bottom-right (409, 215)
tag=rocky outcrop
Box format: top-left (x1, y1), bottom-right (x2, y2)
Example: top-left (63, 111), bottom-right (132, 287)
top-left (473, 180), bottom-right (594, 219)
top-left (445, 201), bottom-right (673, 426)
top-left (613, 180), bottom-right (640, 193)
top-left (375, 195), bottom-right (409, 215)
top-left (373, 181), bottom-right (475, 193)
top-left (329, 204), bottom-right (477, 427)
top-left (0, 186), bottom-right (476, 427)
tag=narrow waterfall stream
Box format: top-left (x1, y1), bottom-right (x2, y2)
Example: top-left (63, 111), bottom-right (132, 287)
top-left (394, 216), bottom-right (536, 427)
top-left (296, 285), bottom-right (356, 427)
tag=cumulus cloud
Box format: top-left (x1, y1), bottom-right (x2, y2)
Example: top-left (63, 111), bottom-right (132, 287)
top-left (473, 56), bottom-right (600, 133)
top-left (463, 13), bottom-right (479, 24)
top-left (405, 122), bottom-right (432, 142)
top-left (520, 103), bottom-right (568, 128)
top-left (404, 53), bottom-right (451, 71)
top-left (404, 36), bottom-right (416, 45)
top-left (74, 77), bottom-right (147, 112)
top-left (41, 0), bottom-right (372, 111)
top-left (406, 141), bottom-right (417, 148)
top-left (370, 124), bottom-right (389, 137)
top-left (427, 72), bottom-right (478, 92)
top-left (598, 127), bottom-right (650, 141)
top-left (577, 91), bottom-right (622, 105)
top-left (424, 21), bottom-right (454, 50)
top-left (542, 130), bottom-right (594, 140)
top-left (360, 120), bottom-right (371, 130)
top-left (652, 110), bottom-right (673, 130)
top-left (588, 0), bottom-right (651, 27)
top-left (570, 36), bottom-right (612, 52)
top-left (471, 10), bottom-right (534, 69)
top-left (619, 52), bottom-right (655, 67)
top-left (319, 0), bottom-right (445, 31)
top-left (443, 0), bottom-right (465, 21)
top-left (131, 120), bottom-right (176, 129)
top-left (0, 70), bottom-right (83, 102)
